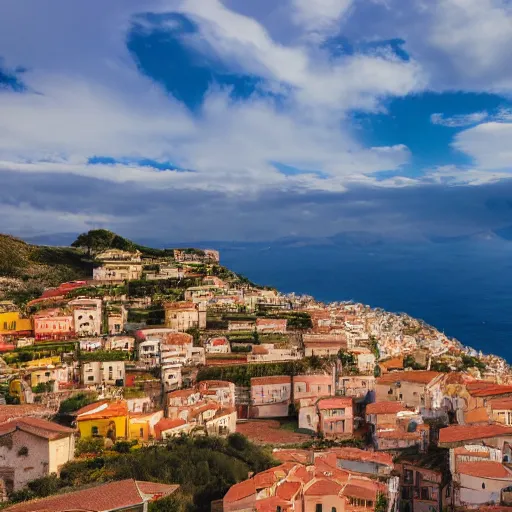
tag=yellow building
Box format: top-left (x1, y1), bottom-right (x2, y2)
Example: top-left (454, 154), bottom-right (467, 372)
top-left (128, 410), bottom-right (164, 442)
top-left (0, 303), bottom-right (33, 337)
top-left (75, 400), bottom-right (128, 439)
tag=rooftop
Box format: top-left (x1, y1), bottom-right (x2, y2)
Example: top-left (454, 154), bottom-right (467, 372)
top-left (439, 424), bottom-right (512, 445)
top-left (366, 402), bottom-right (409, 415)
top-left (251, 376), bottom-right (292, 386)
top-left (457, 461), bottom-right (512, 479)
top-left (0, 417), bottom-right (74, 440)
top-left (377, 371), bottom-right (442, 385)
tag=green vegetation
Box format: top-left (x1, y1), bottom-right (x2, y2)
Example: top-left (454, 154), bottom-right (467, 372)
top-left (72, 229), bottom-right (136, 255)
top-left (128, 306), bottom-right (165, 325)
top-left (58, 392), bottom-right (98, 414)
top-left (197, 358), bottom-right (329, 387)
top-left (460, 354), bottom-right (486, 372)
top-left (375, 493), bottom-right (388, 512)
top-left (404, 355), bottom-right (425, 370)
top-left (32, 381), bottom-right (54, 394)
top-left (7, 435), bottom-right (276, 512)
top-left (78, 350), bottom-right (132, 362)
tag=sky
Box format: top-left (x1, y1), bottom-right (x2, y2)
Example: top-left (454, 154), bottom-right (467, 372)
top-left (2, 0), bottom-right (512, 243)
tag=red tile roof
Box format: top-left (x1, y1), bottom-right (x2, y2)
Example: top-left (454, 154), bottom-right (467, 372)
top-left (276, 481), bottom-right (301, 500)
top-left (317, 397), bottom-right (353, 410)
top-left (439, 424), bottom-right (512, 445)
top-left (273, 449), bottom-right (312, 464)
top-left (471, 385), bottom-right (512, 398)
top-left (343, 483), bottom-right (378, 501)
top-left (305, 478), bottom-right (343, 496)
top-left (154, 418), bottom-right (187, 439)
top-left (490, 398), bottom-right (512, 410)
top-left (366, 402), bottom-right (409, 415)
top-left (457, 461), bottom-right (512, 479)
top-left (0, 405), bottom-right (51, 424)
top-left (3, 479), bottom-right (179, 511)
top-left (255, 496), bottom-right (292, 512)
top-left (223, 478), bottom-right (256, 503)
top-left (251, 376), bottom-right (292, 386)
top-left (212, 337), bottom-right (228, 346)
top-left (0, 417), bottom-right (74, 440)
top-left (377, 371), bottom-right (442, 385)
top-left (76, 400), bottom-right (128, 420)
top-left (164, 332), bottom-right (193, 346)
top-left (330, 447), bottom-right (394, 467)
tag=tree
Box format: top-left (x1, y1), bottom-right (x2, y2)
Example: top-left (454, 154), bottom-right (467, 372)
top-left (375, 493), bottom-right (388, 512)
top-left (71, 229), bottom-right (135, 256)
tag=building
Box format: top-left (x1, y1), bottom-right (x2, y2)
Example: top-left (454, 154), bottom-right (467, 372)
top-left (0, 417), bottom-right (75, 494)
top-left (33, 309), bottom-right (74, 341)
top-left (317, 397), bottom-right (354, 438)
top-left (80, 360), bottom-right (125, 386)
top-left (162, 363), bottom-right (182, 391)
top-left (92, 249), bottom-right (143, 282)
top-left (75, 400), bottom-right (128, 440)
top-left (199, 380), bottom-right (236, 408)
top-left (250, 376), bottom-right (292, 418)
top-left (0, 302), bottom-right (33, 339)
top-left (247, 344), bottom-right (301, 363)
top-left (375, 371), bottom-right (444, 410)
top-left (228, 319), bottom-right (255, 331)
top-left (174, 248), bottom-right (219, 262)
top-left (2, 479), bottom-right (179, 512)
top-left (164, 301), bottom-right (206, 331)
top-left (137, 338), bottom-right (161, 367)
top-left (255, 318), bottom-right (287, 333)
top-left (293, 374), bottom-right (335, 401)
top-left (107, 306), bottom-right (127, 335)
top-left (338, 375), bottom-right (375, 400)
top-left (69, 298), bottom-right (102, 337)
top-left (205, 336), bottom-right (231, 354)
top-left (350, 347), bottom-right (376, 374)
top-left (128, 410), bottom-right (164, 442)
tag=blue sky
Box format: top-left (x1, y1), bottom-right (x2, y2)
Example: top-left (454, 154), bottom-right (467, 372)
top-left (1, 0), bottom-right (512, 242)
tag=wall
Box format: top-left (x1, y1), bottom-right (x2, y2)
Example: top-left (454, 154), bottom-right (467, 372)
top-left (48, 435), bottom-right (75, 474)
top-left (77, 416), bottom-right (127, 439)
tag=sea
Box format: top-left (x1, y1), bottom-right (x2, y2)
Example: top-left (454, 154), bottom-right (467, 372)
top-left (218, 237), bottom-right (512, 362)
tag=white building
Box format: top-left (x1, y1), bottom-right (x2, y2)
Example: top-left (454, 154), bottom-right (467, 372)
top-left (81, 361), bottom-right (126, 386)
top-left (69, 298), bottom-right (102, 337)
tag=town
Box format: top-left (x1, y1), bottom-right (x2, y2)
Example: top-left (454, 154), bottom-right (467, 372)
top-left (1, 231), bottom-right (512, 512)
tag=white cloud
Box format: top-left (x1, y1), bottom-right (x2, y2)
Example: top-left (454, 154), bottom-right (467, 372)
top-left (452, 122), bottom-right (512, 170)
top-left (430, 111), bottom-right (488, 127)
top-left (291, 0), bottom-right (353, 33)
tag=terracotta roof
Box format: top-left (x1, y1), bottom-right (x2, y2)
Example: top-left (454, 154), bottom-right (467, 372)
top-left (3, 479), bottom-right (179, 512)
top-left (223, 478), bottom-right (256, 503)
top-left (0, 405), bottom-right (51, 424)
top-left (379, 357), bottom-right (404, 371)
top-left (251, 376), bottom-right (292, 386)
top-left (276, 481), bottom-right (301, 500)
top-left (439, 424), bottom-right (512, 445)
top-left (457, 461), bottom-right (512, 479)
top-left (377, 371), bottom-right (442, 385)
top-left (376, 429), bottom-right (422, 440)
top-left (366, 402), bottom-right (408, 415)
top-left (491, 398), bottom-right (512, 410)
top-left (212, 337), bottom-right (228, 346)
top-left (471, 385), bottom-right (512, 398)
top-left (0, 417), bottom-right (74, 440)
top-left (331, 447), bottom-right (394, 467)
top-left (164, 332), bottom-right (193, 346)
top-left (305, 478), bottom-right (343, 496)
top-left (252, 346), bottom-right (270, 355)
top-left (155, 418), bottom-right (187, 439)
top-left (318, 397), bottom-right (353, 409)
top-left (343, 483), bottom-right (378, 501)
top-left (255, 496), bottom-right (292, 512)
top-left (273, 449), bottom-right (312, 464)
top-left (76, 400), bottom-right (128, 420)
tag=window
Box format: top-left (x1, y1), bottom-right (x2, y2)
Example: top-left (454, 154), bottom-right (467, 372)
top-left (446, 486), bottom-right (451, 498)
top-left (140, 428), bottom-right (144, 438)
top-left (316, 505), bottom-right (323, 512)
top-left (332, 508), bottom-right (337, 512)
top-left (88, 376), bottom-right (94, 381)
top-left (420, 487), bottom-right (430, 500)
top-left (404, 469), bottom-right (414, 484)
top-left (91, 426), bottom-right (99, 436)
top-left (482, 482), bottom-right (486, 489)
top-left (399, 393), bottom-right (403, 400)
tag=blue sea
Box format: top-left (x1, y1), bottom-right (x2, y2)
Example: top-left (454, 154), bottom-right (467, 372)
top-left (219, 238), bottom-right (512, 362)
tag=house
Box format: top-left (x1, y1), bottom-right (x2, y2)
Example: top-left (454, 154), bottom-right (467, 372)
top-left (293, 374), bottom-right (335, 401)
top-left (33, 309), bottom-right (74, 341)
top-left (93, 249), bottom-right (143, 282)
top-left (145, 264), bottom-right (182, 280)
top-left (378, 357), bottom-right (404, 374)
top-left (154, 418), bottom-right (191, 439)
top-left (68, 298), bottom-right (102, 336)
top-left (247, 344), bottom-right (301, 363)
top-left (338, 375), bottom-right (375, 400)
top-left (0, 417), bottom-right (75, 494)
top-left (164, 301), bottom-right (206, 331)
top-left (375, 371), bottom-right (443, 411)
top-left (105, 335), bottom-right (134, 352)
top-left (107, 306), bottom-right (127, 334)
top-left (350, 347), bottom-right (376, 374)
top-left (162, 363), bottom-right (182, 391)
top-left (396, 450), bottom-right (451, 512)
top-left (0, 303), bottom-right (33, 339)
top-left (228, 319), bottom-right (256, 331)
top-left (317, 397), bottom-right (354, 438)
top-left (2, 479), bottom-right (179, 512)
top-left (303, 333), bottom-right (347, 357)
top-left (199, 380), bottom-right (236, 408)
top-left (80, 360), bottom-right (125, 386)
top-left (333, 447), bottom-right (394, 476)
top-left (206, 336), bottom-right (231, 354)
top-left (256, 318), bottom-right (287, 333)
top-left (174, 248), bottom-right (219, 262)
top-left (250, 376), bottom-right (292, 418)
top-left (205, 407), bottom-right (237, 436)
top-left (0, 405), bottom-right (54, 424)
top-left (137, 338), bottom-right (161, 367)
top-left (75, 400), bottom-right (128, 440)
top-left (128, 410), bottom-right (164, 442)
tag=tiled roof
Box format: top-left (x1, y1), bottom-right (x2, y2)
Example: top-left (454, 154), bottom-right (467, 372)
top-left (490, 398), bottom-right (512, 410)
top-left (273, 449), bottom-right (312, 464)
top-left (3, 479), bottom-right (179, 511)
top-left (457, 461), bottom-right (512, 479)
top-left (0, 417), bottom-right (74, 440)
top-left (212, 337), bottom-right (228, 346)
top-left (439, 424), bottom-right (512, 444)
top-left (223, 478), bottom-right (256, 503)
top-left (304, 478), bottom-right (343, 496)
top-left (276, 481), bottom-right (301, 500)
top-left (331, 447), bottom-right (394, 467)
top-left (255, 496), bottom-right (292, 512)
top-left (343, 483), bottom-right (378, 501)
top-left (317, 397), bottom-right (353, 409)
top-left (154, 418), bottom-right (186, 438)
top-left (0, 405), bottom-right (51, 424)
top-left (376, 371), bottom-right (442, 385)
top-left (164, 332), bottom-right (193, 346)
top-left (471, 385), bottom-right (512, 398)
top-left (76, 400), bottom-right (128, 420)
top-left (376, 429), bottom-right (422, 440)
top-left (366, 402), bottom-right (408, 415)
top-left (251, 376), bottom-right (292, 386)
top-left (379, 357), bottom-right (404, 370)
top-left (252, 346), bottom-right (269, 355)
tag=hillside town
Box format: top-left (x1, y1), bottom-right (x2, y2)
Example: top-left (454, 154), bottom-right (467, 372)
top-left (1, 237), bottom-right (512, 511)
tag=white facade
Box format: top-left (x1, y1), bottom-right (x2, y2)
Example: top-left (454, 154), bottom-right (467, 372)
top-left (81, 361), bottom-right (126, 386)
top-left (69, 298), bottom-right (102, 337)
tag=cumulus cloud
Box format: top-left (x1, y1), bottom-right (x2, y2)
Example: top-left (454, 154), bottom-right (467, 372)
top-left (430, 111), bottom-right (489, 128)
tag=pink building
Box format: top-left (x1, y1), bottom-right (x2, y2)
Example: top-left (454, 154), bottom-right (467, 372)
top-left (33, 309), bottom-right (74, 341)
top-left (318, 397), bottom-right (354, 438)
top-left (293, 374), bottom-right (335, 401)
top-left (250, 376), bottom-right (292, 418)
